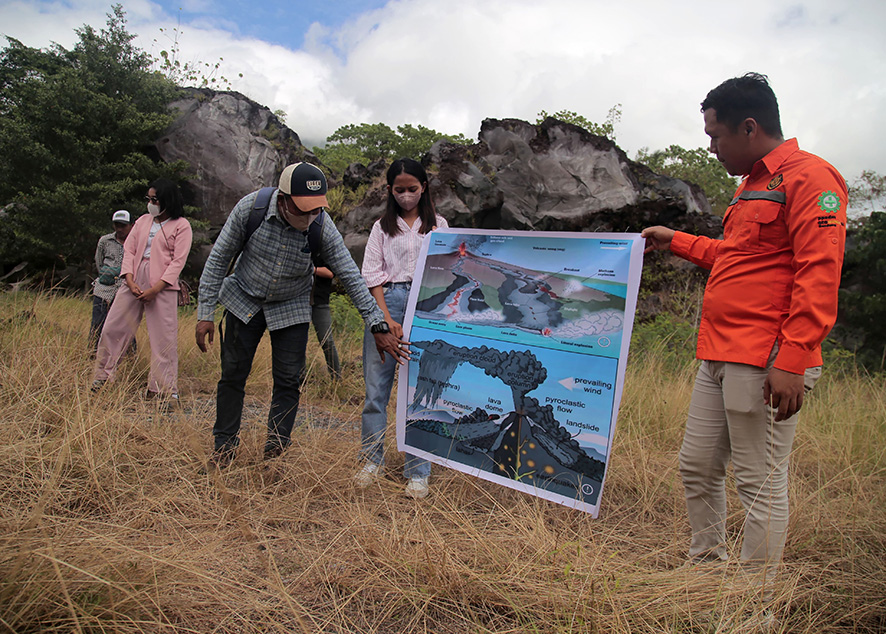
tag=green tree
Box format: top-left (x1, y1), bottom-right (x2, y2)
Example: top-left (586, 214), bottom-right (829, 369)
top-left (0, 5), bottom-right (184, 270)
top-left (395, 124), bottom-right (470, 161)
top-left (317, 122), bottom-right (400, 170)
top-left (313, 122), bottom-right (471, 174)
top-left (536, 104), bottom-right (622, 140)
top-left (848, 169), bottom-right (886, 216)
top-left (635, 145), bottom-right (739, 215)
top-left (835, 211), bottom-right (886, 370)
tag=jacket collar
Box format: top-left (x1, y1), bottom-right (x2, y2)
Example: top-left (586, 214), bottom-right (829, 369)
top-left (752, 138), bottom-right (799, 177)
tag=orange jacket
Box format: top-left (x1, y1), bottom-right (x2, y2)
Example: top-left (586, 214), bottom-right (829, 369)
top-left (670, 138), bottom-right (847, 374)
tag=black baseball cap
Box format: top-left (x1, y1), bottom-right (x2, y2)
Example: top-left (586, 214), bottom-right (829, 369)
top-left (278, 162), bottom-right (329, 212)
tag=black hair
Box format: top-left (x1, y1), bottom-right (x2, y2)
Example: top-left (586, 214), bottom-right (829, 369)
top-left (148, 178), bottom-right (185, 219)
top-left (701, 72), bottom-right (783, 138)
top-left (380, 158), bottom-right (436, 237)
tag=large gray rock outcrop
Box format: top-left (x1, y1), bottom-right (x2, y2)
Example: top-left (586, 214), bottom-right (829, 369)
top-left (154, 88), bottom-right (315, 230)
top-left (337, 117), bottom-right (721, 266)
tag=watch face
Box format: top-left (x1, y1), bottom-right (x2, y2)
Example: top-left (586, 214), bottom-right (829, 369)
top-left (372, 322), bottom-right (389, 334)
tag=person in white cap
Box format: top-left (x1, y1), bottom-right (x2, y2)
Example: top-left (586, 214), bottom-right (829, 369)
top-left (196, 162), bottom-right (408, 465)
top-left (89, 209), bottom-right (133, 353)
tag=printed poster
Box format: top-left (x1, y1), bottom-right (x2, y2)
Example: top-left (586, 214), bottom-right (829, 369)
top-left (396, 229), bottom-right (643, 516)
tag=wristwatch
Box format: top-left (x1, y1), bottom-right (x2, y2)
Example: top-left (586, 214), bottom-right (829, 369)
top-left (370, 321), bottom-right (390, 334)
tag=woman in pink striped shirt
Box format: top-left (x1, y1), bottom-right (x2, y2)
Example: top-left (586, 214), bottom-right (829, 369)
top-left (355, 158), bottom-right (448, 499)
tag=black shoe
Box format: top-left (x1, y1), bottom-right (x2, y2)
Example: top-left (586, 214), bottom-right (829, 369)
top-left (90, 380), bottom-right (106, 393)
top-left (263, 443), bottom-right (286, 460)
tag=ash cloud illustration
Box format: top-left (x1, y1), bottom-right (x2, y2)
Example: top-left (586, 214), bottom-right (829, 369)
top-left (407, 339), bottom-right (605, 503)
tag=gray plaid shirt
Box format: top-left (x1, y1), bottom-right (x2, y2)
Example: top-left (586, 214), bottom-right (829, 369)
top-left (93, 232), bottom-right (125, 303)
top-left (197, 188), bottom-right (384, 330)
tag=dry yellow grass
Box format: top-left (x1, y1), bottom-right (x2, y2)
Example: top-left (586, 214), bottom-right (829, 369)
top-left (1, 291), bottom-right (884, 633)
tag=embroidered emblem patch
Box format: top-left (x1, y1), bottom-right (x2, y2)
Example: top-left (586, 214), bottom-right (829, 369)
top-left (817, 191), bottom-right (840, 214)
top-left (767, 174), bottom-right (783, 190)
top-left (306, 180), bottom-right (322, 191)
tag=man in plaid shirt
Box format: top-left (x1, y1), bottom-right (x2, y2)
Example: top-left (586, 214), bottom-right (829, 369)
top-left (196, 163), bottom-right (407, 465)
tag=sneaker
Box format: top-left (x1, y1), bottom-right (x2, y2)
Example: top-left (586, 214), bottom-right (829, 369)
top-left (90, 380), bottom-right (106, 393)
top-left (405, 476), bottom-right (429, 499)
top-left (263, 443), bottom-right (286, 460)
top-left (354, 461), bottom-right (381, 488)
top-left (162, 393), bottom-right (179, 413)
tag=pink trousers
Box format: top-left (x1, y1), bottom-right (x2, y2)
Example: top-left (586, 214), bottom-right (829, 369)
top-left (93, 259), bottom-right (179, 394)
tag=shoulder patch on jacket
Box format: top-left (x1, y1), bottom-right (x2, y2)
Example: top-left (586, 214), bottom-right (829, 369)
top-left (817, 190), bottom-right (841, 214)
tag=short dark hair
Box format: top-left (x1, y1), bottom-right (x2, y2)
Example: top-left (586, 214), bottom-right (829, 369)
top-left (701, 72), bottom-right (783, 138)
top-left (380, 158), bottom-right (436, 237)
top-left (148, 178), bottom-right (185, 219)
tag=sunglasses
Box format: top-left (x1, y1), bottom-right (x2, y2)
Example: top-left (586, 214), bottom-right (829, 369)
top-left (145, 195), bottom-right (160, 203)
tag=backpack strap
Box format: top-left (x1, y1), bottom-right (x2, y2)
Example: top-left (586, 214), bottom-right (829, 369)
top-left (226, 186), bottom-right (276, 277)
top-left (246, 186), bottom-right (276, 242)
top-left (307, 211), bottom-right (325, 265)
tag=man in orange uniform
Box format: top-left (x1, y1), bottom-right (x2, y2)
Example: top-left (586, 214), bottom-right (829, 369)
top-left (642, 73), bottom-right (846, 590)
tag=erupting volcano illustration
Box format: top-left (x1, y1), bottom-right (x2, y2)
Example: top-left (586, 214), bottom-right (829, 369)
top-left (406, 340), bottom-right (607, 503)
top-left (413, 236), bottom-right (627, 354)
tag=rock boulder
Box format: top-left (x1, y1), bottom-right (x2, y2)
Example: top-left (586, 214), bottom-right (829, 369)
top-left (153, 88), bottom-right (316, 231)
top-left (337, 117), bottom-right (721, 267)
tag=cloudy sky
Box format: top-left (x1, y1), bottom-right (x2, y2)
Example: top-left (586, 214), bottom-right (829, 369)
top-left (2, 0), bottom-right (885, 184)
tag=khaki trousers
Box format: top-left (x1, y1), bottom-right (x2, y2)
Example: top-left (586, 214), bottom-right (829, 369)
top-left (679, 351), bottom-right (820, 567)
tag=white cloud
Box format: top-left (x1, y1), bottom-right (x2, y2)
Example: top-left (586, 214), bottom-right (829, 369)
top-left (159, 32), bottom-right (371, 146)
top-left (2, 0), bottom-right (884, 177)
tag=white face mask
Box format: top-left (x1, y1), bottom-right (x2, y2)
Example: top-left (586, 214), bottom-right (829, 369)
top-left (147, 202), bottom-right (162, 217)
top-left (393, 190), bottom-right (422, 212)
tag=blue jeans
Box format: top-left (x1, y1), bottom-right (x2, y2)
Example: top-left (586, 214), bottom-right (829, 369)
top-left (360, 282), bottom-right (429, 479)
top-left (214, 310), bottom-right (309, 452)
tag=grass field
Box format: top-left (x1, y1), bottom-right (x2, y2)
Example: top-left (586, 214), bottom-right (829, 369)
top-left (1, 291), bottom-right (884, 633)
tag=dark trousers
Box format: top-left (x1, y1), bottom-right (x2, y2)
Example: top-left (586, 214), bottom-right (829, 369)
top-left (89, 295), bottom-right (112, 352)
top-left (311, 303), bottom-right (341, 380)
top-left (213, 310), bottom-right (309, 452)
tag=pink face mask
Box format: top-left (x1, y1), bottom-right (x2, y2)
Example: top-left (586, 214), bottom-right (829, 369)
top-left (394, 190), bottom-right (422, 212)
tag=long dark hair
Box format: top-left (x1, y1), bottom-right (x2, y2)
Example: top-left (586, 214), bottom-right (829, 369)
top-left (148, 178), bottom-right (185, 219)
top-left (380, 158), bottom-right (436, 237)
